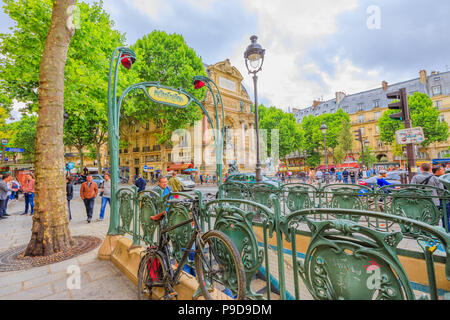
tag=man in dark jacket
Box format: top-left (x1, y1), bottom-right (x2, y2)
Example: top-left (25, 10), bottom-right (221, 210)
top-left (135, 174), bottom-right (147, 192)
top-left (66, 176), bottom-right (73, 221)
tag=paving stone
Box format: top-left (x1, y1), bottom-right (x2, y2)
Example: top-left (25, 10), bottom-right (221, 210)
top-left (0, 265), bottom-right (49, 287)
top-left (70, 272), bottom-right (136, 300)
top-left (0, 282), bottom-right (22, 297)
top-left (1, 283), bottom-right (53, 300)
top-left (48, 258), bottom-right (80, 274)
top-left (40, 290), bottom-right (72, 300)
top-left (23, 271), bottom-right (66, 290)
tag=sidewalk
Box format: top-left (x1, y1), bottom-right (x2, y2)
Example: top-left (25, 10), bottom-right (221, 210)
top-left (0, 195), bottom-right (137, 300)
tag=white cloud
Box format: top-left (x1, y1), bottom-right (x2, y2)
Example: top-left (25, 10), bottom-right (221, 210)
top-left (227, 0), bottom-right (385, 110)
top-left (124, 0), bottom-right (168, 21)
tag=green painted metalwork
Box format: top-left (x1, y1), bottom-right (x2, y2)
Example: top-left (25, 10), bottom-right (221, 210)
top-left (204, 198), bottom-right (274, 299)
top-left (107, 46), bottom-right (227, 239)
top-left (280, 208), bottom-right (450, 300)
top-left (380, 184), bottom-right (449, 236)
top-left (138, 190), bottom-right (163, 244)
top-left (117, 187), bottom-right (137, 234)
top-left (282, 183), bottom-right (317, 214)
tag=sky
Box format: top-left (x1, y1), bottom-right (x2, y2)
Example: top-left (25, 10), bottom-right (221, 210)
top-left (1, 0), bottom-right (450, 116)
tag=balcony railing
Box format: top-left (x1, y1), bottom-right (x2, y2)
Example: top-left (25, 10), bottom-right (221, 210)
top-left (143, 146), bottom-right (151, 152)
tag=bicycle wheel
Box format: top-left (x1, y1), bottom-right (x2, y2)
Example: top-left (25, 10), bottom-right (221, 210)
top-left (137, 250), bottom-right (167, 300)
top-left (195, 230), bottom-right (246, 300)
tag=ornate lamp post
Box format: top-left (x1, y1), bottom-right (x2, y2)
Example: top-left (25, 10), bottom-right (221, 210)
top-left (320, 122), bottom-right (328, 177)
top-left (106, 47), bottom-right (136, 237)
top-left (244, 35), bottom-right (265, 183)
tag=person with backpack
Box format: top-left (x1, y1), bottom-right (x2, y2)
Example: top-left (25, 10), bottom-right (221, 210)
top-left (342, 169), bottom-right (349, 184)
top-left (411, 163), bottom-right (443, 208)
top-left (66, 176), bottom-right (73, 221)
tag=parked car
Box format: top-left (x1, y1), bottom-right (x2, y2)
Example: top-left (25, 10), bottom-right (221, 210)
top-left (90, 174), bottom-right (105, 187)
top-left (176, 174), bottom-right (195, 191)
top-left (224, 173), bottom-right (281, 188)
top-left (358, 171), bottom-right (407, 188)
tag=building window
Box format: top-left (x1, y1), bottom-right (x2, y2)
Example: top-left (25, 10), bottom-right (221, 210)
top-left (375, 125), bottom-right (379, 133)
top-left (373, 100), bottom-right (380, 108)
top-left (135, 123), bottom-right (140, 132)
top-left (374, 111), bottom-right (380, 120)
top-left (145, 122), bottom-right (149, 130)
top-left (435, 100), bottom-right (441, 109)
top-left (432, 85), bottom-right (441, 96)
top-left (358, 114), bottom-right (364, 123)
top-left (357, 103), bottom-right (363, 112)
top-left (360, 127), bottom-right (365, 135)
top-left (439, 114), bottom-right (445, 122)
top-left (134, 158), bottom-right (139, 165)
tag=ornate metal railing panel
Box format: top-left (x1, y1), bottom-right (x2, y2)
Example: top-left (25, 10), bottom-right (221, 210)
top-left (379, 184), bottom-right (450, 236)
top-left (203, 198), bottom-right (275, 300)
top-left (279, 208), bottom-right (450, 300)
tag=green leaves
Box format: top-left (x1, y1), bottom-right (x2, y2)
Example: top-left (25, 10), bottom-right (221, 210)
top-left (120, 30), bottom-right (207, 145)
top-left (258, 105), bottom-right (303, 158)
top-left (300, 108), bottom-right (351, 167)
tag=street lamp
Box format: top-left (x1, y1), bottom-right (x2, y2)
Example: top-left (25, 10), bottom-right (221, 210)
top-left (244, 35), bottom-right (265, 183)
top-left (320, 122), bottom-right (328, 182)
top-left (364, 138), bottom-right (370, 169)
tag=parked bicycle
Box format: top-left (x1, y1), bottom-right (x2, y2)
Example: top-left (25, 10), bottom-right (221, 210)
top-left (137, 195), bottom-right (246, 300)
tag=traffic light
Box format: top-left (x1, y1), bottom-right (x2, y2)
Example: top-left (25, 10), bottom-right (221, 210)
top-left (354, 129), bottom-right (362, 142)
top-left (387, 90), bottom-right (406, 121)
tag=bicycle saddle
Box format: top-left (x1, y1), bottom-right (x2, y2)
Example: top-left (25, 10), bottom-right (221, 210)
top-left (150, 211), bottom-right (166, 221)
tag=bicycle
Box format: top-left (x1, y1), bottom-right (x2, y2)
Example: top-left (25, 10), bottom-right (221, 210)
top-left (137, 194), bottom-right (246, 300)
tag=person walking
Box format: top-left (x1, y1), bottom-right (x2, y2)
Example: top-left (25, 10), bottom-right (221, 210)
top-left (135, 174), bottom-right (147, 192)
top-left (97, 173), bottom-right (111, 221)
top-left (350, 170), bottom-right (356, 184)
top-left (168, 171), bottom-right (182, 198)
top-left (80, 175), bottom-right (98, 223)
top-left (22, 173), bottom-right (35, 216)
top-left (315, 170), bottom-right (323, 185)
top-left (66, 176), bottom-right (73, 221)
top-left (0, 173), bottom-right (18, 219)
top-left (432, 165), bottom-right (450, 231)
top-left (9, 177), bottom-right (20, 201)
top-left (411, 163), bottom-right (443, 209)
top-left (336, 169), bottom-right (342, 183)
top-left (200, 174), bottom-right (204, 185)
top-left (342, 169), bottom-right (349, 184)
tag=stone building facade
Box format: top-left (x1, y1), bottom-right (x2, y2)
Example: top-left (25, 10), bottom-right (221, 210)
top-left (293, 70), bottom-right (450, 166)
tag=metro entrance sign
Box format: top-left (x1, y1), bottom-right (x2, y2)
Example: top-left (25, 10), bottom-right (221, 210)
top-left (395, 127), bottom-right (425, 145)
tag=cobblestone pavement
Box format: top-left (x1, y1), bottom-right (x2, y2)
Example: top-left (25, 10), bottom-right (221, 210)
top-left (0, 184), bottom-right (218, 300)
top-left (0, 193), bottom-right (137, 300)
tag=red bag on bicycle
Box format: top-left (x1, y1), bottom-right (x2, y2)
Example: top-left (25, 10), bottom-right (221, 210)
top-left (147, 257), bottom-right (160, 281)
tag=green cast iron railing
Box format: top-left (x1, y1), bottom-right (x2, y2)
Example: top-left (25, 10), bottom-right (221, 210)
top-left (115, 184), bottom-right (450, 300)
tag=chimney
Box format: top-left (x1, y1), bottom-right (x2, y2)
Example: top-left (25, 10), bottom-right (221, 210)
top-left (419, 70), bottom-right (427, 85)
top-left (335, 91), bottom-right (346, 105)
top-left (382, 81), bottom-right (388, 91)
top-left (313, 100), bottom-right (321, 110)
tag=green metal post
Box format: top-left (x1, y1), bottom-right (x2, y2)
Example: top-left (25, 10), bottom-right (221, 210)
top-left (106, 47), bottom-right (136, 236)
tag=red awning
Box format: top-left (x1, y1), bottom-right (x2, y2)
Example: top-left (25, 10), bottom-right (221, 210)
top-left (167, 163), bottom-right (191, 171)
top-left (337, 163), bottom-right (359, 168)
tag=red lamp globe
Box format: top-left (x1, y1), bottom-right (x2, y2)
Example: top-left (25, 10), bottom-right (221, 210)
top-left (194, 80), bottom-right (205, 89)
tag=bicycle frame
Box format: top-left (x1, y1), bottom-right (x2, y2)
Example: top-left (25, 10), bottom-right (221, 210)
top-left (153, 200), bottom-right (206, 288)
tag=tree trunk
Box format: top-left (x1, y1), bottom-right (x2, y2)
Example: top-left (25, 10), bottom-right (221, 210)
top-left (24, 0), bottom-right (76, 257)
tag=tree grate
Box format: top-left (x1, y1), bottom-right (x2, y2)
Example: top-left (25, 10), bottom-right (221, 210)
top-left (0, 235), bottom-right (102, 272)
